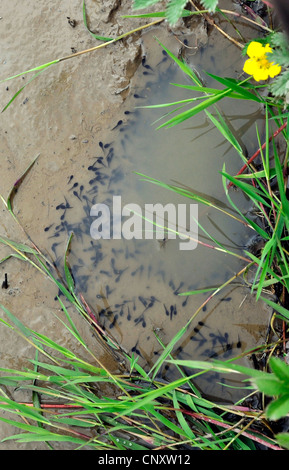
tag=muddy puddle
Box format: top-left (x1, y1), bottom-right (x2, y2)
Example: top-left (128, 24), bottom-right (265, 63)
top-left (0, 0), bottom-right (275, 447)
top-left (51, 47), bottom-right (269, 399)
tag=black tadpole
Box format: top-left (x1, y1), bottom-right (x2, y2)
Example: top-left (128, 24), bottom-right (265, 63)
top-left (111, 120), bottom-right (123, 130)
top-left (2, 273), bottom-right (8, 289)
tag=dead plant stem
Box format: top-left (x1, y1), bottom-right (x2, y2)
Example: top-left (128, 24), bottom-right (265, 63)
top-left (58, 19), bottom-right (164, 63)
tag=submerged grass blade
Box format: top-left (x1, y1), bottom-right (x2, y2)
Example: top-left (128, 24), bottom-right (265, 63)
top-left (64, 232), bottom-right (75, 293)
top-left (135, 172), bottom-right (249, 226)
top-left (205, 109), bottom-right (246, 159)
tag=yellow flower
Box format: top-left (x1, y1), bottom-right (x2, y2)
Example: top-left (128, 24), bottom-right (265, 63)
top-left (243, 41), bottom-right (281, 82)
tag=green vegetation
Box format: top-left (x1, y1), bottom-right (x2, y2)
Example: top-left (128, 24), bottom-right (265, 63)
top-left (1, 0), bottom-right (289, 450)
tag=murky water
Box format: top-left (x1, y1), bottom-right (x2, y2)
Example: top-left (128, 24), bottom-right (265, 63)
top-left (0, 2), bottom-right (273, 443)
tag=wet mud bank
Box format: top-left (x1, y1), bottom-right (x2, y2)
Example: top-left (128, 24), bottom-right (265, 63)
top-left (0, 0), bottom-right (277, 448)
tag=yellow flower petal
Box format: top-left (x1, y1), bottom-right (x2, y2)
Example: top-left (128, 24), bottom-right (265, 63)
top-left (243, 58), bottom-right (257, 75)
top-left (264, 43), bottom-right (273, 54)
top-left (253, 68), bottom-right (269, 81)
top-left (247, 41), bottom-right (265, 59)
top-left (268, 63), bottom-right (282, 78)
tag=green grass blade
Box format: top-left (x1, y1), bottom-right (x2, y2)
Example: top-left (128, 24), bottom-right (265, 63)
top-left (2, 69), bottom-right (49, 112)
top-left (205, 109), bottom-right (245, 158)
top-left (171, 82), bottom-right (255, 100)
top-left (56, 297), bottom-right (86, 347)
top-left (220, 171), bottom-right (273, 209)
top-left (83, 1), bottom-right (113, 41)
top-left (179, 286), bottom-right (221, 295)
top-left (0, 236), bottom-right (39, 256)
top-left (205, 72), bottom-right (262, 103)
top-left (172, 390), bottom-right (197, 440)
top-left (124, 9), bottom-right (207, 19)
top-left (156, 89), bottom-right (231, 129)
top-left (0, 60), bottom-right (59, 84)
top-left (140, 96), bottom-right (213, 109)
top-left (154, 38), bottom-right (202, 84)
top-left (118, 374), bottom-right (200, 418)
top-left (0, 396), bottom-right (51, 424)
top-left (135, 172), bottom-right (246, 224)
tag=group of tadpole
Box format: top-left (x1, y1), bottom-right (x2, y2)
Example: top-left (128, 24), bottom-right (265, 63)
top-left (41, 52), bottom-right (242, 383)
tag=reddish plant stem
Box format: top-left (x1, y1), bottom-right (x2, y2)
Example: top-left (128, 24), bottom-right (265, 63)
top-left (228, 121), bottom-right (287, 189)
top-left (175, 408), bottom-right (283, 450)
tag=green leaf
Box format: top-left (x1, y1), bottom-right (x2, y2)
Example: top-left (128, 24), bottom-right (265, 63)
top-left (269, 357), bottom-right (289, 382)
top-left (179, 286), bottom-right (220, 295)
top-left (266, 395), bottom-right (289, 421)
top-left (260, 296), bottom-right (289, 321)
top-left (254, 376), bottom-right (287, 396)
top-left (52, 416), bottom-right (96, 427)
top-left (2, 431), bottom-right (89, 445)
top-left (275, 432), bottom-right (289, 450)
top-left (0, 396), bottom-right (50, 424)
top-left (171, 82), bottom-right (257, 100)
top-left (270, 31), bottom-right (289, 50)
top-left (200, 0), bottom-right (218, 12)
top-left (166, 0), bottom-right (188, 25)
top-left (270, 70), bottom-right (289, 97)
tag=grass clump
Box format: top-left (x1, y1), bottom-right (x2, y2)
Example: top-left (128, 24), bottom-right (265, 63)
top-left (0, 297), bottom-right (282, 450)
